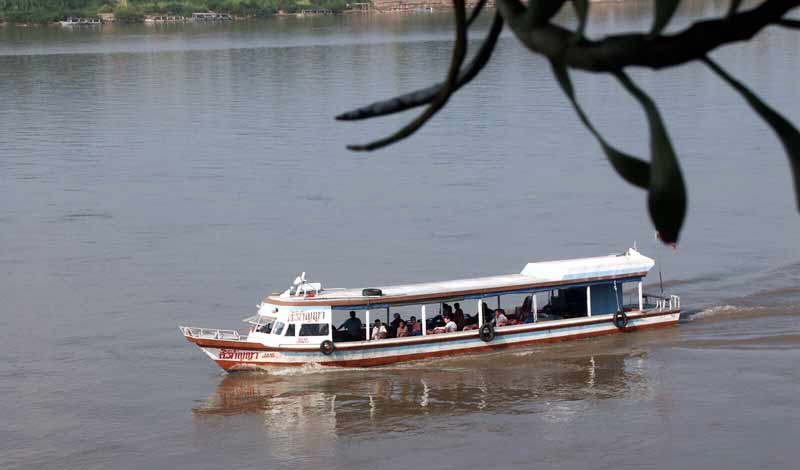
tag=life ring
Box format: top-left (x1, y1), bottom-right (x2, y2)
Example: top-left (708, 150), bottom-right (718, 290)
top-left (320, 340), bottom-right (335, 355)
top-left (613, 311), bottom-right (629, 329)
top-left (479, 324), bottom-right (495, 342)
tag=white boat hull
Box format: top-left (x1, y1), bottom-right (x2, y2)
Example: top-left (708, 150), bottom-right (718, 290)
top-left (185, 310), bottom-right (680, 371)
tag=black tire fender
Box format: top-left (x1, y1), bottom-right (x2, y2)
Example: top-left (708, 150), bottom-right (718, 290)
top-left (479, 324), bottom-right (495, 342)
top-left (320, 340), bottom-right (335, 355)
top-left (613, 311), bottom-right (629, 329)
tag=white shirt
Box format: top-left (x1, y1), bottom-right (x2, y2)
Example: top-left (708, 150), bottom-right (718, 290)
top-left (444, 320), bottom-right (457, 333)
top-left (371, 324), bottom-right (387, 340)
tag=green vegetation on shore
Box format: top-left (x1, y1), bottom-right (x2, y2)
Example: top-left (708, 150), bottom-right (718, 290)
top-left (0, 0), bottom-right (353, 24)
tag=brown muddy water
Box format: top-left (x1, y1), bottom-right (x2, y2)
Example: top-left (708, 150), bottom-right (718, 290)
top-left (1, 1), bottom-right (799, 469)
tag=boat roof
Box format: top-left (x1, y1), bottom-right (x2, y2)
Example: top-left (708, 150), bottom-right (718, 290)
top-left (264, 248), bottom-right (654, 308)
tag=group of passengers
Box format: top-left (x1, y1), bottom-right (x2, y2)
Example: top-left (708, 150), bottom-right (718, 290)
top-left (390, 312), bottom-right (424, 338)
top-left (458, 297), bottom-right (535, 330)
top-left (366, 314), bottom-right (425, 340)
top-left (335, 310), bottom-right (425, 341)
top-left (334, 297), bottom-right (537, 342)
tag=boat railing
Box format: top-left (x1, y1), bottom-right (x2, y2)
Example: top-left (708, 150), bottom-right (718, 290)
top-left (179, 326), bottom-right (242, 340)
top-left (642, 293), bottom-right (680, 311)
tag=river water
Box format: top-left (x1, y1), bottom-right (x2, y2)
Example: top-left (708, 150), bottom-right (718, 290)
top-left (2, 2), bottom-right (799, 469)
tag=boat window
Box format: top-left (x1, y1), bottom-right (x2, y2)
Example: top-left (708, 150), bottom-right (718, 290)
top-left (539, 287), bottom-right (588, 319)
top-left (299, 323), bottom-right (330, 336)
top-left (254, 315), bottom-right (276, 333)
top-left (272, 321), bottom-right (285, 336)
top-left (285, 324), bottom-right (295, 336)
top-left (490, 293), bottom-right (537, 327)
top-left (331, 309), bottom-right (369, 342)
top-left (256, 321), bottom-right (273, 334)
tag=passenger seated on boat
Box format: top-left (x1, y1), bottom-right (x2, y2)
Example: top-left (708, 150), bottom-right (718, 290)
top-left (408, 316), bottom-right (422, 336)
top-left (512, 297), bottom-right (533, 323)
top-left (338, 311), bottom-right (363, 340)
top-left (371, 319), bottom-right (388, 340)
top-left (443, 316), bottom-right (458, 333)
top-left (424, 315), bottom-right (439, 332)
top-left (396, 320), bottom-right (409, 337)
top-left (453, 303), bottom-right (465, 330)
top-left (442, 303), bottom-right (453, 318)
top-left (495, 309), bottom-right (509, 327)
top-left (389, 312), bottom-right (403, 337)
top-left (433, 315), bottom-right (458, 334)
top-left (481, 302), bottom-right (495, 324)
top-left (257, 322), bottom-right (272, 333)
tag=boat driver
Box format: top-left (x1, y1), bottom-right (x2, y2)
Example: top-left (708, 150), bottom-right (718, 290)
top-left (338, 311), bottom-right (363, 340)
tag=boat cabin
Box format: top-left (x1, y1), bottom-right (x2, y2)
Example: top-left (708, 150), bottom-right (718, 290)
top-left (242, 248), bottom-right (658, 347)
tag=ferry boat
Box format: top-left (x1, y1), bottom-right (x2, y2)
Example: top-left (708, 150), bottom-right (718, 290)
top-left (59, 17), bottom-right (101, 26)
top-left (179, 248), bottom-right (680, 371)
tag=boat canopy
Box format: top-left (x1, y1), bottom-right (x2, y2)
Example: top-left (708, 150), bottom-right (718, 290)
top-left (264, 248), bottom-right (654, 308)
top-left (520, 247), bottom-right (654, 280)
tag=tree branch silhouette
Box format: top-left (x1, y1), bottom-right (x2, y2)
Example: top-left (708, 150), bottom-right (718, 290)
top-left (338, 0), bottom-right (800, 243)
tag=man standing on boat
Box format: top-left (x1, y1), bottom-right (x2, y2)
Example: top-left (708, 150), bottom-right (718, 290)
top-left (453, 303), bottom-right (465, 330)
top-left (338, 311), bottom-right (363, 340)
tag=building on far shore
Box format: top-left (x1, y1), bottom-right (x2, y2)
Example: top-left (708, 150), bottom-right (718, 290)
top-left (192, 12), bottom-right (233, 21)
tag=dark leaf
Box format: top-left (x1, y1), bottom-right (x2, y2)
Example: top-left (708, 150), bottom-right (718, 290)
top-left (704, 56), bottom-right (800, 210)
top-left (777, 19), bottom-right (800, 29)
top-left (549, 60), bottom-right (650, 189)
top-left (337, 14), bottom-right (502, 121)
top-left (571, 0), bottom-right (589, 39)
top-left (614, 70), bottom-right (687, 244)
top-left (467, 0), bottom-right (487, 27)
top-left (347, 0), bottom-right (469, 151)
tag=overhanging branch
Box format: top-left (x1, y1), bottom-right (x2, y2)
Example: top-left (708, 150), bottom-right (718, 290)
top-left (337, 14), bottom-right (503, 122)
top-left (346, 0), bottom-right (469, 151)
top-left (499, 0), bottom-right (800, 72)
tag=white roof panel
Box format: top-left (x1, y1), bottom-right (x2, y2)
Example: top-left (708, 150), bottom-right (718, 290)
top-left (265, 248), bottom-right (654, 307)
top-left (520, 248), bottom-right (655, 281)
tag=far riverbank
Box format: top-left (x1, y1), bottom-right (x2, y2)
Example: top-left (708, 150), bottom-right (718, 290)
top-left (0, 0), bottom-right (494, 26)
top-left (0, 0), bottom-right (350, 26)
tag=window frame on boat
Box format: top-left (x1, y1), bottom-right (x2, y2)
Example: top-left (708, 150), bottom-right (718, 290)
top-left (298, 323), bottom-right (330, 337)
top-left (322, 276), bottom-right (647, 341)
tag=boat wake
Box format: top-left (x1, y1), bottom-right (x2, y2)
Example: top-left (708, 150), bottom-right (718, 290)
top-left (686, 303), bottom-right (800, 322)
top-left (688, 304), bottom-right (746, 320)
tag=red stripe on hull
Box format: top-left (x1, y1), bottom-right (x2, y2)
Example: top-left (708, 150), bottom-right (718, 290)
top-left (211, 318), bottom-right (679, 370)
